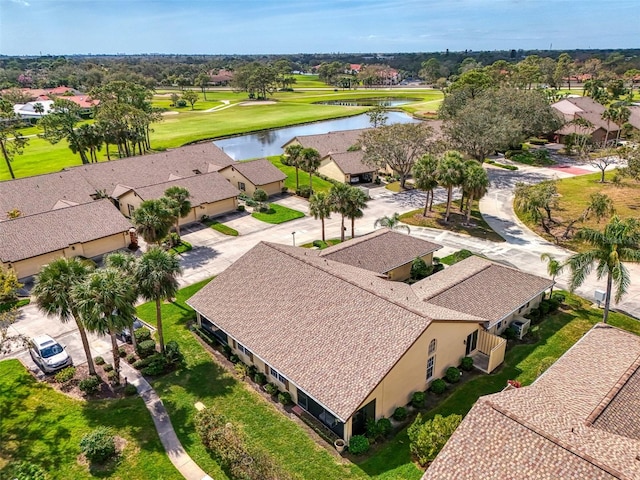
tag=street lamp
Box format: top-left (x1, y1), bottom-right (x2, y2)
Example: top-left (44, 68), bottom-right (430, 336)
top-left (292, 231), bottom-right (296, 246)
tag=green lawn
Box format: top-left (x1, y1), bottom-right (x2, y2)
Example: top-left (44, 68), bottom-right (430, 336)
top-left (251, 203), bottom-right (305, 224)
top-left (135, 281), bottom-right (365, 480)
top-left (202, 219), bottom-right (239, 236)
top-left (0, 360), bottom-right (180, 480)
top-left (268, 155), bottom-right (336, 194)
top-left (439, 249), bottom-right (474, 266)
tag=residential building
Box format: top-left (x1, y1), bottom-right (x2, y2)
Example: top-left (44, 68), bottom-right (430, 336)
top-left (552, 97), bottom-right (620, 145)
top-left (317, 150), bottom-right (378, 185)
top-left (423, 323), bottom-right (640, 479)
top-left (218, 158), bottom-right (286, 196)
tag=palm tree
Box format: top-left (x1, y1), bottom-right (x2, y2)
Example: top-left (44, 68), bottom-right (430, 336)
top-left (301, 147), bottom-right (321, 194)
top-left (163, 186), bottom-right (192, 239)
top-left (104, 251), bottom-right (140, 350)
top-left (284, 144), bottom-right (304, 191)
top-left (135, 247), bottom-right (182, 354)
top-left (413, 154), bottom-right (439, 216)
top-left (437, 151), bottom-right (465, 223)
top-left (540, 253), bottom-right (565, 296)
top-left (131, 199), bottom-right (174, 248)
top-left (568, 216), bottom-right (640, 323)
top-left (328, 183), bottom-right (353, 242)
top-left (374, 213), bottom-right (410, 234)
top-left (309, 192), bottom-right (332, 241)
top-left (32, 258), bottom-right (96, 375)
top-left (74, 268), bottom-right (137, 380)
top-left (461, 161), bottom-right (490, 225)
top-left (345, 187), bottom-right (368, 239)
top-left (601, 107), bottom-right (616, 146)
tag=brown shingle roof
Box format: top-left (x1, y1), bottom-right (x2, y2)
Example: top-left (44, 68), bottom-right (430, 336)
top-left (284, 128), bottom-right (368, 157)
top-left (326, 151), bottom-right (377, 175)
top-left (413, 255), bottom-right (553, 324)
top-left (423, 324), bottom-right (640, 479)
top-left (219, 158), bottom-right (286, 186)
top-left (320, 228), bottom-right (441, 276)
top-left (0, 200), bottom-right (131, 263)
top-left (132, 172), bottom-right (239, 205)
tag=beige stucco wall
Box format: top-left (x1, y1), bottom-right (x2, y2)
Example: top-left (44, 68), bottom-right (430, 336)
top-left (6, 233), bottom-right (128, 279)
top-left (220, 168), bottom-right (283, 197)
top-left (386, 252), bottom-right (434, 281)
top-left (344, 320), bottom-right (481, 441)
top-left (118, 190), bottom-right (142, 217)
top-left (197, 197), bottom-right (237, 221)
top-left (318, 159), bottom-right (347, 183)
top-left (488, 292), bottom-right (545, 335)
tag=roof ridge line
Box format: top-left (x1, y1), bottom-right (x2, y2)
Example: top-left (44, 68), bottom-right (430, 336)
top-left (319, 229), bottom-right (390, 255)
top-left (415, 258), bottom-right (491, 300)
top-left (3, 198), bottom-right (111, 222)
top-left (265, 242), bottom-right (434, 321)
top-left (485, 399), bottom-right (629, 479)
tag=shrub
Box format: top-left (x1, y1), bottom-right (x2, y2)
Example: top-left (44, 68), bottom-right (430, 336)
top-left (126, 353), bottom-right (137, 364)
top-left (312, 240), bottom-right (323, 248)
top-left (253, 188), bottom-right (268, 203)
top-left (366, 418), bottom-right (383, 441)
top-left (175, 99), bottom-right (187, 108)
top-left (80, 427), bottom-right (116, 464)
top-left (94, 356), bottom-right (105, 365)
top-left (123, 383), bottom-right (138, 396)
top-left (253, 372), bottom-right (267, 385)
top-left (503, 326), bottom-right (518, 341)
top-left (430, 378), bottom-right (447, 394)
top-left (9, 461), bottom-right (47, 480)
top-left (296, 186), bottom-right (312, 198)
top-left (526, 307), bottom-right (542, 324)
top-left (54, 366), bottom-right (76, 383)
top-left (141, 354), bottom-right (169, 376)
top-left (408, 413), bottom-right (462, 466)
top-left (539, 300), bottom-right (551, 315)
top-left (278, 391), bottom-right (292, 405)
top-left (281, 186), bottom-right (289, 193)
top-left (264, 383), bottom-right (279, 395)
top-left (118, 347), bottom-right (127, 358)
top-left (237, 205), bottom-right (245, 212)
top-left (79, 375), bottom-right (101, 395)
top-left (245, 198), bottom-right (257, 207)
top-left (229, 354), bottom-right (240, 364)
top-left (460, 356), bottom-right (474, 371)
top-left (136, 339), bottom-right (156, 358)
top-left (377, 417), bottom-right (392, 437)
top-left (411, 391), bottom-right (426, 408)
top-left (348, 435), bottom-right (370, 455)
top-left (547, 297), bottom-right (561, 312)
top-left (445, 367), bottom-right (461, 383)
top-left (234, 362), bottom-right (249, 379)
top-left (133, 357), bottom-right (153, 370)
top-left (551, 292), bottom-right (566, 303)
top-left (393, 407), bottom-right (407, 421)
top-left (106, 370), bottom-right (119, 383)
top-left (134, 328), bottom-right (151, 343)
top-left (103, 363), bottom-right (114, 372)
top-left (164, 340), bottom-right (184, 366)
top-left (222, 344), bottom-right (232, 358)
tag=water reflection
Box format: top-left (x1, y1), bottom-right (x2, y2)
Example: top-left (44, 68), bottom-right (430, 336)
top-left (314, 97), bottom-right (419, 107)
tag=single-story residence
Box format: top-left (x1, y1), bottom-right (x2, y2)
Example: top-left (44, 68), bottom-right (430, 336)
top-left (318, 228), bottom-right (441, 281)
top-left (116, 172), bottom-right (240, 223)
top-left (13, 100), bottom-right (54, 120)
top-left (0, 200), bottom-right (132, 279)
top-left (281, 128), bottom-right (368, 158)
top-left (317, 150), bottom-right (378, 184)
top-left (186, 232), bottom-right (552, 443)
top-left (423, 323), bottom-right (640, 479)
top-left (218, 158), bottom-right (286, 196)
top-left (552, 97), bottom-right (620, 145)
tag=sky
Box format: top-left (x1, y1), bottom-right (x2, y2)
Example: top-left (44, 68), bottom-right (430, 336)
top-left (0, 0), bottom-right (639, 56)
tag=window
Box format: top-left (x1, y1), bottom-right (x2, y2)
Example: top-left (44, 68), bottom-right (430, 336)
top-left (428, 339), bottom-right (437, 355)
top-left (269, 366), bottom-right (287, 385)
top-left (127, 204), bottom-right (135, 217)
top-left (238, 182), bottom-right (246, 191)
top-left (237, 342), bottom-right (253, 361)
top-left (497, 321), bottom-right (502, 331)
top-left (426, 355), bottom-right (435, 380)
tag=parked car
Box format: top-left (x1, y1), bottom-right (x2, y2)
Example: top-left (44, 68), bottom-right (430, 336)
top-left (29, 335), bottom-right (72, 373)
top-left (116, 317), bottom-right (144, 343)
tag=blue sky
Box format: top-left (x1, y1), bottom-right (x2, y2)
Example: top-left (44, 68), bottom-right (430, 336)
top-left (1, 0), bottom-right (638, 56)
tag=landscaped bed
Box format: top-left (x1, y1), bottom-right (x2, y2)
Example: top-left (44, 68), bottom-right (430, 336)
top-left (251, 204), bottom-right (305, 224)
top-left (202, 218), bottom-right (239, 236)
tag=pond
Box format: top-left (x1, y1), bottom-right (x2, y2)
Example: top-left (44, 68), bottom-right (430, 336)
top-left (314, 97), bottom-right (420, 107)
top-left (214, 111), bottom-right (419, 160)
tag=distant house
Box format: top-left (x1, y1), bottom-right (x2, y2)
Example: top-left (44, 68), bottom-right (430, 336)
top-left (423, 323), bottom-right (640, 479)
top-left (187, 231), bottom-right (552, 443)
top-left (0, 200), bottom-right (132, 279)
top-left (317, 150), bottom-right (378, 185)
top-left (552, 97), bottom-right (620, 144)
top-left (116, 172), bottom-right (240, 222)
top-left (209, 69), bottom-right (234, 86)
top-left (13, 100), bottom-right (54, 120)
top-left (218, 158), bottom-right (286, 196)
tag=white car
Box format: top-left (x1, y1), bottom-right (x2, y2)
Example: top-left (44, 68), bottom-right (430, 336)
top-left (29, 335), bottom-right (73, 373)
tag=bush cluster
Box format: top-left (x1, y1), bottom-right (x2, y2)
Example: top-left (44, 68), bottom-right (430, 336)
top-left (460, 356), bottom-right (474, 371)
top-left (366, 417), bottom-right (392, 442)
top-left (430, 378), bottom-right (447, 394)
top-left (123, 383), bottom-right (138, 396)
top-left (134, 328), bottom-right (152, 343)
top-left (503, 326), bottom-right (518, 340)
top-left (126, 353), bottom-right (137, 364)
top-left (348, 435), bottom-right (370, 455)
top-left (445, 367), bottom-right (461, 383)
top-left (94, 356), bottom-right (105, 366)
top-left (296, 186), bottom-right (312, 198)
top-left (106, 370), bottom-right (119, 383)
top-left (54, 366), bottom-right (76, 383)
top-left (393, 407), bottom-right (407, 421)
top-left (408, 413), bottom-right (462, 466)
top-left (118, 347), bottom-right (127, 358)
top-left (195, 409), bottom-right (294, 480)
top-left (253, 372), bottom-right (267, 385)
top-left (80, 427), bottom-right (116, 464)
top-left (102, 363), bottom-right (114, 372)
top-left (411, 391), bottom-right (426, 408)
top-left (79, 375), bottom-right (101, 395)
top-left (278, 391), bottom-right (292, 405)
top-left (136, 339), bottom-right (156, 358)
top-left (9, 461), bottom-right (47, 480)
top-left (264, 383), bottom-right (279, 396)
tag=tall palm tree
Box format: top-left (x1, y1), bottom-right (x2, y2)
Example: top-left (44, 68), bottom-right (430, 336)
top-left (135, 247), bottom-right (182, 354)
top-left (374, 213), bottom-right (410, 234)
top-left (601, 107), bottom-right (616, 146)
top-left (413, 154), bottom-right (439, 216)
top-left (345, 187), bottom-right (368, 239)
top-left (301, 147), bottom-right (321, 194)
top-left (328, 183), bottom-right (353, 242)
top-left (437, 151), bottom-right (465, 223)
top-left (568, 216), bottom-right (640, 323)
top-left (104, 251), bottom-right (140, 350)
top-left (74, 268), bottom-right (137, 379)
top-left (131, 199), bottom-right (174, 248)
top-left (32, 258), bottom-right (96, 375)
top-left (540, 253), bottom-right (565, 296)
top-left (284, 144), bottom-right (304, 191)
top-left (163, 186), bottom-right (192, 239)
top-left (309, 192), bottom-right (332, 241)
top-left (461, 161), bottom-right (490, 225)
